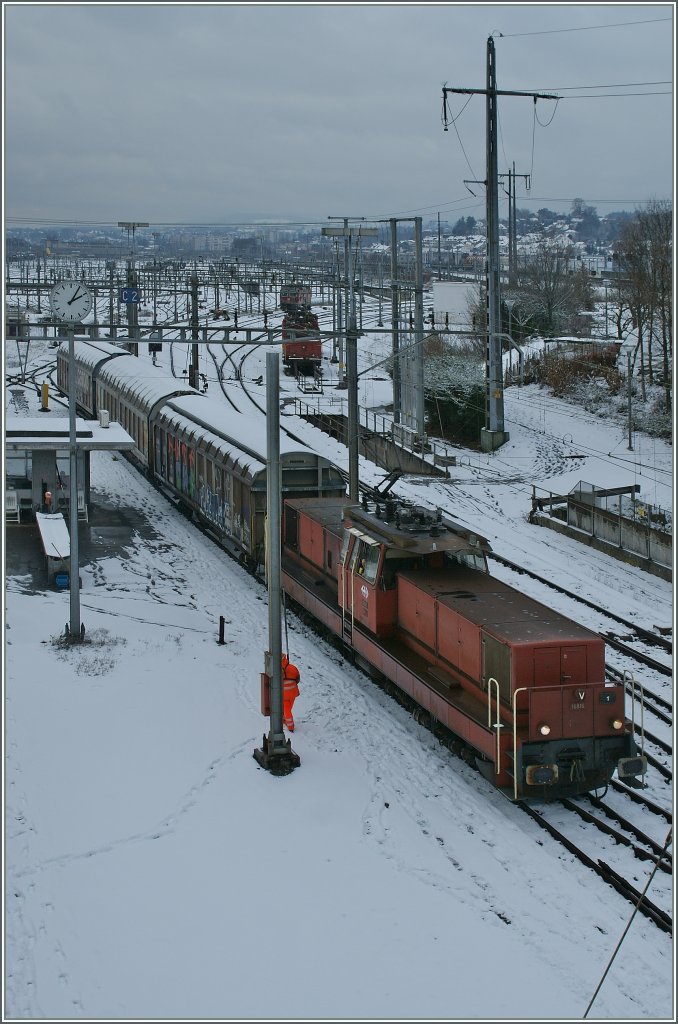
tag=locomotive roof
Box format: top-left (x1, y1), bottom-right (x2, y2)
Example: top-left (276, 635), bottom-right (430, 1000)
top-left (285, 498), bottom-right (491, 555)
top-left (399, 566), bottom-right (602, 645)
top-left (344, 503), bottom-right (491, 555)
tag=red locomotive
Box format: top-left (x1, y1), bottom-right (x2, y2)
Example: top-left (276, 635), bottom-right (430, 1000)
top-left (281, 496), bottom-right (646, 800)
top-left (279, 282), bottom-right (322, 376)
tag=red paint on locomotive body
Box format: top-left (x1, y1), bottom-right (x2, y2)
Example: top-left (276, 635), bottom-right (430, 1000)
top-left (280, 497), bottom-right (644, 799)
top-left (281, 307), bottom-right (322, 371)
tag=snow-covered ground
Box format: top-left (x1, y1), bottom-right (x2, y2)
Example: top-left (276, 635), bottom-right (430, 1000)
top-left (4, 289), bottom-right (674, 1021)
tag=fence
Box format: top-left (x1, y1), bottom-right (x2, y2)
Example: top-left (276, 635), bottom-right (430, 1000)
top-left (294, 397), bottom-right (458, 471)
top-left (531, 481), bottom-right (672, 579)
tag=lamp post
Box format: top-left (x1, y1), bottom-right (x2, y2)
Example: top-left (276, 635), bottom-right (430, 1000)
top-left (49, 281), bottom-right (93, 641)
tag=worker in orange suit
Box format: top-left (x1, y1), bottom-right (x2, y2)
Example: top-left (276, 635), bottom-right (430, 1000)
top-left (281, 654), bottom-right (301, 732)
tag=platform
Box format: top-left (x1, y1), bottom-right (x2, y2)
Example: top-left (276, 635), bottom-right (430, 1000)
top-left (5, 414), bottom-right (135, 522)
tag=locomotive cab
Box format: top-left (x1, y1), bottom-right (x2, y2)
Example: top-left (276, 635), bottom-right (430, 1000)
top-left (338, 503), bottom-right (491, 639)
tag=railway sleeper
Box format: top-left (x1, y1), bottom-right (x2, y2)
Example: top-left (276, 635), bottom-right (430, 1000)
top-left (562, 798), bottom-right (671, 871)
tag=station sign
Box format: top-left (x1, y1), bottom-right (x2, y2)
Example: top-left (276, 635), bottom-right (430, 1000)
top-left (120, 287), bottom-right (141, 303)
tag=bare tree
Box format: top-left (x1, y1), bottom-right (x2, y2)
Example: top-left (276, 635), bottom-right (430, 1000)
top-left (617, 201), bottom-right (672, 412)
top-left (513, 240), bottom-right (592, 337)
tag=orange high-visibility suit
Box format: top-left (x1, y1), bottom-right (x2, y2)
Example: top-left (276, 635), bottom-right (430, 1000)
top-left (281, 655), bottom-right (300, 732)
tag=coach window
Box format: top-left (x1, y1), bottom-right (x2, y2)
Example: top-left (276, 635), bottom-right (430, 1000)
top-left (222, 472), bottom-right (232, 528)
top-left (196, 452), bottom-right (205, 497)
top-left (188, 446), bottom-right (196, 497)
top-left (166, 435), bottom-right (174, 485)
top-left (156, 428), bottom-right (164, 476)
top-left (213, 465), bottom-right (223, 523)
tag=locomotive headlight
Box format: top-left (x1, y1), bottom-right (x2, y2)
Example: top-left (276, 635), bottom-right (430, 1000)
top-left (612, 718), bottom-right (624, 731)
top-left (539, 723), bottom-right (551, 736)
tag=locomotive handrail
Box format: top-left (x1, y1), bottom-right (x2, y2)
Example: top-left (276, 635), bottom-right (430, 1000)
top-left (339, 549), bottom-right (356, 643)
top-left (487, 677), bottom-right (502, 775)
top-left (624, 669), bottom-right (646, 786)
top-left (512, 687), bottom-right (528, 801)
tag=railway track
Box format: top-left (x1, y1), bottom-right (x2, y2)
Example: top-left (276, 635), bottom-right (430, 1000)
top-left (19, 375), bottom-right (673, 949)
top-left (519, 801), bottom-right (673, 934)
top-left (488, 551), bottom-right (672, 657)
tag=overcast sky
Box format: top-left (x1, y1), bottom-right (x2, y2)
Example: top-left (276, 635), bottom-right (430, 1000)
top-left (3, 2), bottom-right (674, 229)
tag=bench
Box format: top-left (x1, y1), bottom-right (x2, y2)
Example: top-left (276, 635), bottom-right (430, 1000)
top-left (6, 490), bottom-right (21, 523)
top-left (77, 491), bottom-right (88, 522)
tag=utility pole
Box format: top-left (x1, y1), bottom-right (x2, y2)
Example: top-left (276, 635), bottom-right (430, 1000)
top-left (118, 221), bottom-right (148, 356)
top-left (500, 163), bottom-right (529, 287)
top-left (386, 217), bottom-right (426, 439)
top-left (413, 217), bottom-right (425, 442)
top-left (323, 220), bottom-right (378, 503)
top-left (437, 212), bottom-right (442, 281)
top-left (627, 353), bottom-right (634, 451)
top-left (253, 351), bottom-right (300, 776)
top-left (107, 261), bottom-right (116, 338)
top-left (443, 38), bottom-right (558, 451)
top-left (189, 273), bottom-right (200, 389)
top-left (390, 218), bottom-right (401, 424)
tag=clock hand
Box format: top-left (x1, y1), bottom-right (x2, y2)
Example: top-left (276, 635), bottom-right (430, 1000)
top-left (68, 288), bottom-right (83, 305)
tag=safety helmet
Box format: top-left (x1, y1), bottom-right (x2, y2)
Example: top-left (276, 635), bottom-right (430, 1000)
top-left (281, 654), bottom-right (289, 668)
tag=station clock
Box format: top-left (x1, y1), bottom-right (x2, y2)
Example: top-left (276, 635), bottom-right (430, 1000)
top-left (49, 281), bottom-right (93, 323)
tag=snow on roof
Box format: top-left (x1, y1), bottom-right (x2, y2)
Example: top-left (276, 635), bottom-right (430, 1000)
top-left (5, 416), bottom-right (135, 451)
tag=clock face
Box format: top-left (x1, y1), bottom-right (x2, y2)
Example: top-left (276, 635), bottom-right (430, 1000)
top-left (49, 281), bottom-right (93, 323)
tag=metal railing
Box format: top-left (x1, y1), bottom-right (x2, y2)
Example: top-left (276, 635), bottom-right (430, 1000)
top-left (294, 396), bottom-right (459, 470)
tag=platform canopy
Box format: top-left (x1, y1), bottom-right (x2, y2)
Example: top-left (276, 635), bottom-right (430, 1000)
top-left (5, 416), bottom-right (135, 451)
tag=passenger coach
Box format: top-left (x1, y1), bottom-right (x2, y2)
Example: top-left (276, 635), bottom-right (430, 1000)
top-left (57, 340), bottom-right (346, 566)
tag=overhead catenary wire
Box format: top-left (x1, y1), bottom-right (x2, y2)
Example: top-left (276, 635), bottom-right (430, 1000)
top-left (443, 92), bottom-right (478, 181)
top-left (583, 828), bottom-right (673, 1018)
top-left (497, 16), bottom-right (672, 38)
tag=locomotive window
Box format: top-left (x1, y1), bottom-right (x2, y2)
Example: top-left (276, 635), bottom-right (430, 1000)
top-left (445, 549), bottom-right (487, 572)
top-left (340, 530), bottom-right (353, 567)
top-left (350, 540), bottom-right (380, 585)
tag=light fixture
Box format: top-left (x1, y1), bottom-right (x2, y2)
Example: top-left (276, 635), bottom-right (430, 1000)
top-left (539, 723), bottom-right (551, 736)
